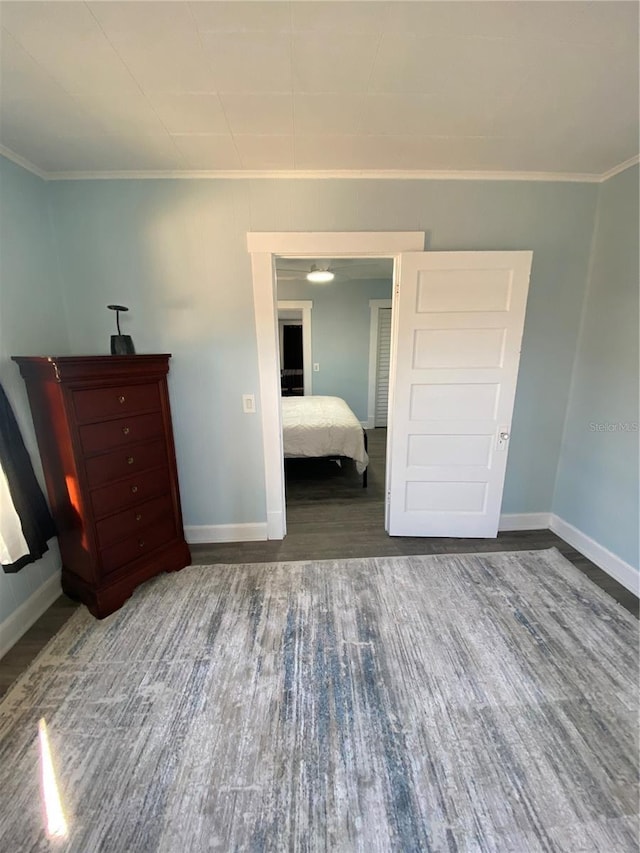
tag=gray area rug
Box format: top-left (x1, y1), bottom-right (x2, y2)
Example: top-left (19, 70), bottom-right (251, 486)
top-left (0, 548), bottom-right (638, 852)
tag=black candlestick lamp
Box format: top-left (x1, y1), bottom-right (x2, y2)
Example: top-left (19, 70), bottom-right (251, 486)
top-left (108, 304), bottom-right (136, 355)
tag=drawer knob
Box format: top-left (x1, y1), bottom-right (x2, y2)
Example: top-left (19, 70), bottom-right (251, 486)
top-left (127, 456), bottom-right (134, 465)
top-left (135, 513), bottom-right (142, 522)
top-left (122, 426), bottom-right (130, 435)
top-left (131, 485), bottom-right (138, 494)
top-left (118, 395), bottom-right (126, 404)
top-left (138, 539), bottom-right (145, 548)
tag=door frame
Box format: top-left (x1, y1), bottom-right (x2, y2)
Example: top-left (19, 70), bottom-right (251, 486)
top-left (247, 231), bottom-right (425, 540)
top-left (366, 299), bottom-right (393, 429)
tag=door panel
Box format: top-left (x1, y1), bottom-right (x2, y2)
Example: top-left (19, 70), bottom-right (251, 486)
top-left (410, 383), bottom-right (499, 421)
top-left (407, 434), bottom-right (493, 468)
top-left (413, 328), bottom-right (506, 369)
top-left (406, 481), bottom-right (487, 512)
top-left (416, 269), bottom-right (513, 312)
top-left (387, 251), bottom-right (532, 538)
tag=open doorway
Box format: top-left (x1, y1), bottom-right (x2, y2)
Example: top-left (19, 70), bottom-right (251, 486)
top-left (280, 321), bottom-right (303, 395)
top-left (275, 258), bottom-right (394, 522)
top-left (277, 300), bottom-right (313, 396)
top-left (247, 231), bottom-right (426, 540)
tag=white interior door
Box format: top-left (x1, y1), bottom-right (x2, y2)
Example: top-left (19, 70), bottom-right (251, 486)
top-left (387, 251), bottom-right (532, 537)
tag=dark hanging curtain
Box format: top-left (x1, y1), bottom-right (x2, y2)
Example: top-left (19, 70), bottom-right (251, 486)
top-left (0, 382), bottom-right (56, 573)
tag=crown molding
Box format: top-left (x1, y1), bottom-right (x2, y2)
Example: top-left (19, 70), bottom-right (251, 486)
top-left (1, 146), bottom-right (635, 185)
top-left (598, 153), bottom-right (640, 183)
top-left (0, 145), bottom-right (47, 180)
top-left (44, 167), bottom-right (603, 183)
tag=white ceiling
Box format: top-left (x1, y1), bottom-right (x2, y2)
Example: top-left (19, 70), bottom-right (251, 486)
top-left (0, 1), bottom-right (638, 179)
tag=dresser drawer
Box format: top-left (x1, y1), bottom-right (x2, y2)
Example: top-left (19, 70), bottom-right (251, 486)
top-left (90, 467), bottom-right (171, 519)
top-left (79, 412), bottom-right (165, 456)
top-left (85, 439), bottom-right (166, 488)
top-left (95, 494), bottom-right (174, 549)
top-left (100, 515), bottom-right (177, 577)
top-left (72, 382), bottom-right (161, 424)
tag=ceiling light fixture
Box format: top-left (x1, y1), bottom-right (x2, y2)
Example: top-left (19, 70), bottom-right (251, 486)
top-left (306, 265), bottom-right (335, 283)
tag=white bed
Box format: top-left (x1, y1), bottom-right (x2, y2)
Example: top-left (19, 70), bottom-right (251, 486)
top-left (281, 395), bottom-right (369, 478)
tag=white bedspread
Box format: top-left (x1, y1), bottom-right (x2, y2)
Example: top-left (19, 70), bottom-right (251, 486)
top-left (281, 396), bottom-right (369, 474)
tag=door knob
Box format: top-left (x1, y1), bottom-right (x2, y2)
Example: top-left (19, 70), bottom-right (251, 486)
top-left (496, 427), bottom-right (511, 452)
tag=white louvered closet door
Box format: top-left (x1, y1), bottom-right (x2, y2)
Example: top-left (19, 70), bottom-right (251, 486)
top-left (375, 308), bottom-right (392, 427)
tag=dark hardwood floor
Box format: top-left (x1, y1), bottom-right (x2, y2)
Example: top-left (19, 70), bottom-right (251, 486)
top-left (1, 427), bottom-right (637, 698)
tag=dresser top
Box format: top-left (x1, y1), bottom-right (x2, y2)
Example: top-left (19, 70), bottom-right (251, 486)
top-left (12, 354), bottom-right (172, 382)
top-left (13, 354), bottom-right (171, 363)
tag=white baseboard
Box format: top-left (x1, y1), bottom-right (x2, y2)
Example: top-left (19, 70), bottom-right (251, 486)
top-left (0, 572), bottom-right (62, 660)
top-left (185, 523), bottom-right (268, 544)
top-left (499, 512), bottom-right (551, 531)
top-left (361, 418), bottom-right (375, 429)
top-left (549, 514), bottom-right (639, 596)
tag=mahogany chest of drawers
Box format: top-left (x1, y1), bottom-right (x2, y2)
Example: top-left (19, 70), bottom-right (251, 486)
top-left (13, 355), bottom-right (190, 618)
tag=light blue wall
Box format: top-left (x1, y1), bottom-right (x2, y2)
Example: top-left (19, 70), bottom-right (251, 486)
top-left (47, 179), bottom-right (266, 528)
top-left (277, 277), bottom-right (392, 420)
top-left (0, 158), bottom-right (69, 623)
top-left (553, 166), bottom-right (639, 570)
top-left (47, 177), bottom-right (599, 527)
